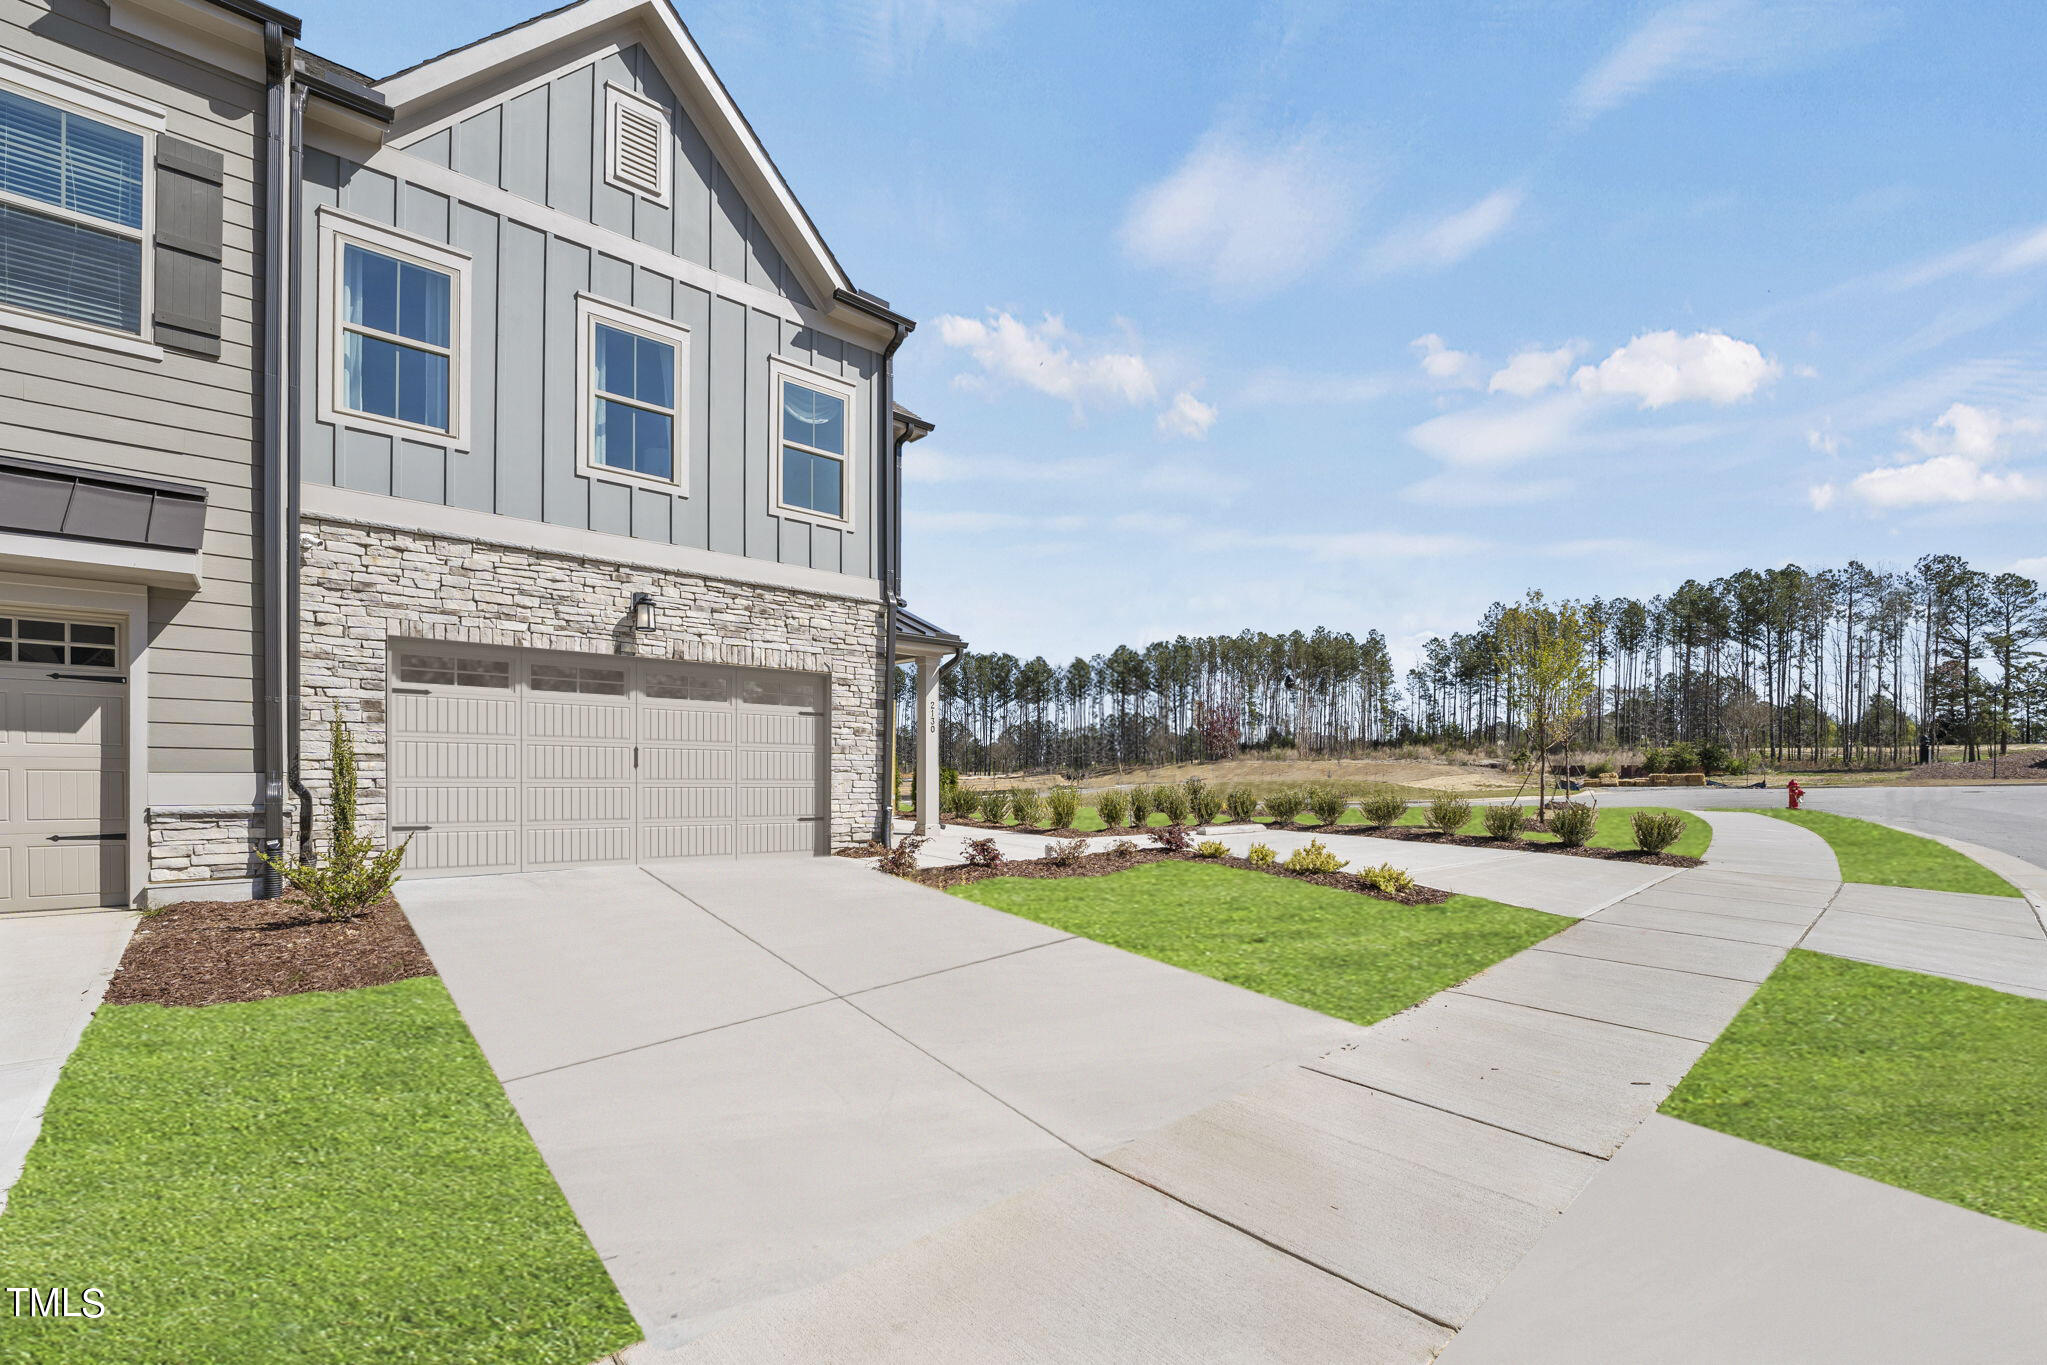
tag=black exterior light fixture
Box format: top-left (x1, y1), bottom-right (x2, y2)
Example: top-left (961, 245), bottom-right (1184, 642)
top-left (631, 592), bottom-right (657, 633)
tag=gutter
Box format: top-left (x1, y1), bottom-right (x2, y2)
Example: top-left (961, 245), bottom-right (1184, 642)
top-left (285, 81), bottom-right (314, 862)
top-left (258, 20), bottom-right (296, 894)
top-left (873, 306), bottom-right (915, 847)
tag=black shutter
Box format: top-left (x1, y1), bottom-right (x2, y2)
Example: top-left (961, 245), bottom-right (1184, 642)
top-left (153, 135), bottom-right (225, 358)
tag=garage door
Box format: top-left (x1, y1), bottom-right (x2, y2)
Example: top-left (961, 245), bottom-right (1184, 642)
top-left (0, 615), bottom-right (126, 912)
top-left (387, 644), bottom-right (828, 877)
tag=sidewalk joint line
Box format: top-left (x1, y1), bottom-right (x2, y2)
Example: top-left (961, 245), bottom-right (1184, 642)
top-left (1296, 1063), bottom-right (1613, 1161)
top-left (1527, 940), bottom-right (1768, 985)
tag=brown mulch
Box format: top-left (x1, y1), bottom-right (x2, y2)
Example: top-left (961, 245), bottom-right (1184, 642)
top-left (902, 848), bottom-right (1452, 906)
top-left (1901, 755), bottom-right (2047, 783)
top-left (1323, 824), bottom-right (1703, 868)
top-left (104, 894), bottom-right (435, 1008)
top-left (833, 842), bottom-right (887, 858)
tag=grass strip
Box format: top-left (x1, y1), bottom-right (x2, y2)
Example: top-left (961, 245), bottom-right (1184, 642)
top-left (1743, 808), bottom-right (2021, 896)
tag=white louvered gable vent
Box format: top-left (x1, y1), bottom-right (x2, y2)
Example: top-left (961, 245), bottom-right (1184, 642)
top-left (606, 85), bottom-right (670, 205)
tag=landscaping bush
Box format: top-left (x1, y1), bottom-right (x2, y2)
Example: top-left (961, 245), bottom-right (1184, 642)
top-left (945, 784), bottom-right (980, 820)
top-left (1095, 789), bottom-right (1129, 829)
top-left (1109, 838), bottom-right (1141, 859)
top-left (1045, 838), bottom-right (1089, 867)
top-left (1584, 758), bottom-right (1613, 778)
top-left (1639, 748), bottom-right (1667, 774)
top-left (1481, 803), bottom-right (1524, 841)
top-left (1245, 843), bottom-right (1278, 867)
top-left (1698, 742), bottom-right (1731, 775)
top-left (960, 837), bottom-right (1004, 868)
top-left (877, 835), bottom-right (925, 877)
top-left (1191, 787), bottom-right (1226, 827)
top-left (1224, 785), bottom-right (1261, 822)
top-left (1151, 823), bottom-right (1192, 852)
top-left (1723, 756), bottom-right (1749, 776)
top-left (1194, 840), bottom-right (1229, 860)
top-left (1632, 810), bottom-right (1688, 854)
top-left (1425, 795), bottom-right (1474, 837)
top-left (1308, 787), bottom-right (1349, 828)
top-left (1128, 786), bottom-right (1155, 827)
top-left (1282, 839), bottom-right (1348, 875)
top-left (1264, 788), bottom-right (1306, 825)
top-left (1548, 802), bottom-right (1597, 847)
top-left (977, 789), bottom-right (1011, 824)
top-left (1011, 790), bottom-right (1046, 829)
top-left (1358, 791), bottom-right (1406, 827)
top-left (1664, 741), bottom-right (1700, 774)
top-left (1155, 785), bottom-right (1192, 825)
top-left (1359, 863), bottom-right (1417, 898)
top-left (1046, 787), bottom-right (1080, 830)
top-left (264, 717), bottom-right (408, 922)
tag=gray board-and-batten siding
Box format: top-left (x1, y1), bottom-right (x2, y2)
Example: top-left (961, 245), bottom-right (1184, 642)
top-left (300, 42), bottom-right (883, 581)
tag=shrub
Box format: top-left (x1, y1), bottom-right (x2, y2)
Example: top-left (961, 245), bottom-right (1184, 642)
top-left (1308, 787), bottom-right (1349, 827)
top-left (1282, 839), bottom-right (1348, 875)
top-left (876, 835), bottom-right (925, 877)
top-left (945, 784), bottom-right (980, 820)
top-left (1664, 741), bottom-right (1700, 774)
top-left (1046, 787), bottom-right (1080, 830)
top-left (1011, 789), bottom-right (1046, 829)
top-left (1264, 787), bottom-right (1306, 825)
top-left (1194, 840), bottom-right (1229, 860)
top-left (1639, 748), bottom-right (1667, 775)
top-left (977, 789), bottom-right (1011, 824)
top-left (1184, 776), bottom-right (1208, 804)
top-left (1094, 789), bottom-right (1129, 829)
top-left (1109, 838), bottom-right (1141, 859)
top-left (1698, 742), bottom-right (1731, 775)
top-left (1245, 843), bottom-right (1278, 867)
top-left (1358, 792), bottom-right (1406, 827)
top-left (1045, 838), bottom-right (1090, 867)
top-left (1584, 758), bottom-right (1613, 778)
top-left (1191, 787), bottom-right (1226, 827)
top-left (1548, 802), bottom-right (1597, 847)
top-left (1155, 784), bottom-right (1192, 825)
top-left (1151, 823), bottom-right (1192, 852)
top-left (960, 837), bottom-right (1004, 867)
top-left (1128, 786), bottom-right (1155, 827)
top-left (1722, 756), bottom-right (1749, 776)
top-left (1631, 810), bottom-right (1688, 854)
top-left (263, 716), bottom-right (409, 922)
top-left (1481, 803), bottom-right (1524, 841)
top-left (1425, 795), bottom-right (1474, 837)
top-left (1359, 862), bottom-right (1417, 898)
top-left (1224, 785), bottom-right (1261, 822)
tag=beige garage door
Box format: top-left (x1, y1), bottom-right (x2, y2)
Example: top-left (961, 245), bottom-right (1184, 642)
top-left (0, 615), bottom-right (126, 912)
top-left (387, 644), bottom-right (828, 878)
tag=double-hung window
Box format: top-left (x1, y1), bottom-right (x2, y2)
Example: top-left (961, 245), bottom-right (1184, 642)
top-left (318, 209), bottom-right (469, 443)
top-left (773, 360), bottom-right (855, 524)
top-left (0, 83), bottom-right (148, 335)
top-left (577, 294), bottom-right (688, 487)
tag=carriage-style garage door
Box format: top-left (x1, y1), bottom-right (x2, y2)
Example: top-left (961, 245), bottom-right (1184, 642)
top-left (387, 644), bottom-right (827, 878)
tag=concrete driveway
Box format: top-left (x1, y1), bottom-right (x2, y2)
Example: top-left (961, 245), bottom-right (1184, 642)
top-left (395, 858), bottom-right (1367, 1351)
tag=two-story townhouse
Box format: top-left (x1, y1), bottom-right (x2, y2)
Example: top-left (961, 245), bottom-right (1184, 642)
top-left (291, 0), bottom-right (960, 878)
top-left (0, 0), bottom-right (386, 912)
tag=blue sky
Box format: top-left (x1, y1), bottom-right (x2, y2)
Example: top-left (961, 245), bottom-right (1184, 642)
top-left (300, 0), bottom-right (2047, 666)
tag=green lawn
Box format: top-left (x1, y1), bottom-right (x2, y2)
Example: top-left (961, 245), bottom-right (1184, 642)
top-left (1665, 951), bottom-right (2047, 1232)
top-left (950, 860), bottom-right (1565, 1026)
top-left (1743, 809), bottom-right (2021, 896)
top-left (1375, 803), bottom-right (1712, 857)
top-left (0, 977), bottom-right (638, 1365)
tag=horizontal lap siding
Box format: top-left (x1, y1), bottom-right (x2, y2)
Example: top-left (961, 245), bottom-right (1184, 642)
top-left (0, 0), bottom-right (265, 785)
top-left (312, 43), bottom-right (876, 583)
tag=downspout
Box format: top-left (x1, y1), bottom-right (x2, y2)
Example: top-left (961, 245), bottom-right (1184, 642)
top-left (876, 319), bottom-right (911, 847)
top-left (258, 22), bottom-right (295, 895)
top-left (286, 83), bottom-right (313, 863)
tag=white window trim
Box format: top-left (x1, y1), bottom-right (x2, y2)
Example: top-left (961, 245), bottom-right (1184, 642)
top-left (0, 53), bottom-right (160, 353)
top-left (575, 292), bottom-right (692, 493)
top-left (316, 205), bottom-right (472, 449)
top-left (770, 357), bottom-right (859, 530)
top-left (603, 82), bottom-right (672, 207)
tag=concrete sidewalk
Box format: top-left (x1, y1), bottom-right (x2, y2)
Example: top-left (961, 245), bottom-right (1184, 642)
top-left (0, 908), bottom-right (135, 1210)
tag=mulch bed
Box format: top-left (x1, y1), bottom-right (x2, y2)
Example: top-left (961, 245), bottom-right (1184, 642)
top-left (902, 848), bottom-right (1452, 906)
top-left (1901, 755), bottom-right (2047, 783)
top-left (104, 894), bottom-right (435, 1008)
top-left (833, 841), bottom-right (886, 858)
top-left (1323, 824), bottom-right (1702, 868)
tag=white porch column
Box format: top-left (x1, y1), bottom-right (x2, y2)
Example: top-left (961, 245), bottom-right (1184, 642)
top-left (914, 653), bottom-right (943, 833)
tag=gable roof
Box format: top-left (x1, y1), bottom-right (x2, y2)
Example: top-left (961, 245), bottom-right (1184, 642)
top-left (374, 0), bottom-right (893, 340)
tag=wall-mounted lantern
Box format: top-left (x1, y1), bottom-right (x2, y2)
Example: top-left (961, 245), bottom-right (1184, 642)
top-left (631, 592), bottom-right (657, 633)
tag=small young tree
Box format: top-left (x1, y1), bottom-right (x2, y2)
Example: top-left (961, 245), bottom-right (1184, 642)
top-left (1497, 592), bottom-right (1598, 825)
top-left (263, 716), bottom-right (409, 922)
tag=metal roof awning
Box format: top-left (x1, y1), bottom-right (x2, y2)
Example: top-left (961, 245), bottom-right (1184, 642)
top-left (891, 604), bottom-right (964, 655)
top-left (0, 454), bottom-right (208, 588)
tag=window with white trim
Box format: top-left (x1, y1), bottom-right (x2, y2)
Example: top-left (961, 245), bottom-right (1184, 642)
top-left (576, 294), bottom-right (689, 488)
top-left (604, 84), bottom-right (670, 205)
top-left (318, 211), bottom-right (470, 444)
top-left (0, 84), bottom-right (148, 334)
top-left (773, 361), bottom-right (855, 524)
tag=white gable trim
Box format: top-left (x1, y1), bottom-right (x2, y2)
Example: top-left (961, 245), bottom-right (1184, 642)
top-left (377, 0), bottom-right (855, 313)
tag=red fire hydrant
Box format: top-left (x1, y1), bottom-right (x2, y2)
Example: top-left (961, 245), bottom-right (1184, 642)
top-left (1787, 779), bottom-right (1804, 810)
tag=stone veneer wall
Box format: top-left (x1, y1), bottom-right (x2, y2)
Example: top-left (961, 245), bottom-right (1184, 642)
top-left (145, 809), bottom-right (265, 895)
top-left (297, 515), bottom-right (887, 851)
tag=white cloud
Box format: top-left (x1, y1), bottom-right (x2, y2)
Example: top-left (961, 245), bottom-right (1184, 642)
top-left (901, 447), bottom-right (1109, 484)
top-left (1905, 402), bottom-right (2042, 460)
top-left (1406, 392), bottom-right (1587, 468)
top-left (1806, 426), bottom-right (1841, 456)
top-left (1365, 187), bottom-right (1523, 276)
top-left (1807, 482), bottom-right (1838, 511)
top-left (1572, 330), bottom-right (1779, 408)
top-left (919, 509), bottom-right (1089, 533)
top-left (1888, 220), bottom-right (2047, 290)
top-left (1569, 0), bottom-right (1873, 122)
top-left (1411, 333), bottom-right (1484, 387)
top-left (1400, 473), bottom-right (1571, 507)
top-left (1844, 455), bottom-right (2041, 509)
top-left (1121, 128), bottom-right (1364, 296)
top-left (1156, 390), bottom-right (1217, 440)
top-left (2006, 556), bottom-right (2047, 581)
top-left (933, 311), bottom-right (1158, 412)
top-left (1489, 343), bottom-right (1583, 397)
